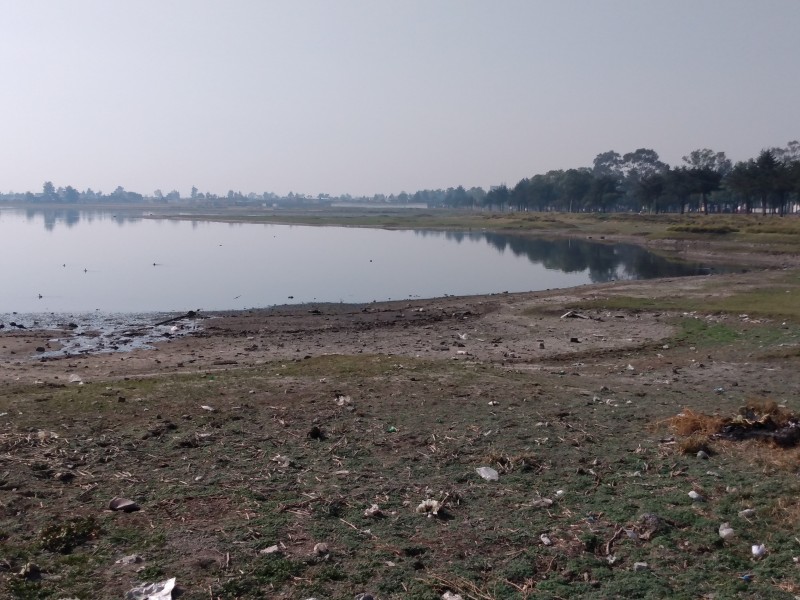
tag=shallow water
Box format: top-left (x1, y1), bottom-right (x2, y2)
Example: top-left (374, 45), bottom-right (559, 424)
top-left (1, 207), bottom-right (732, 315)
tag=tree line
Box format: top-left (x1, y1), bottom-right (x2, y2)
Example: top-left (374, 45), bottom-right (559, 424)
top-left (3, 141), bottom-right (798, 215)
top-left (451, 142), bottom-right (800, 215)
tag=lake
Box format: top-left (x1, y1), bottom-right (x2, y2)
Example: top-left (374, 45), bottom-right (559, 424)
top-left (1, 207), bottom-right (730, 315)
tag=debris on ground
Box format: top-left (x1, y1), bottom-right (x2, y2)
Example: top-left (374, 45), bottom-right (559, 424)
top-left (108, 497), bottom-right (140, 512)
top-left (115, 554), bottom-right (144, 565)
top-left (125, 577), bottom-right (176, 600)
top-left (416, 499), bottom-right (442, 517)
top-left (475, 466), bottom-right (499, 481)
top-left (719, 523), bottom-right (735, 541)
top-left (666, 400), bottom-right (800, 448)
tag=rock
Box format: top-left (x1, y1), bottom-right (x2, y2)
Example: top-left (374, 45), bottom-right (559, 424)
top-left (633, 562), bottom-right (649, 572)
top-left (313, 543), bottom-right (329, 557)
top-left (718, 523), bottom-right (735, 541)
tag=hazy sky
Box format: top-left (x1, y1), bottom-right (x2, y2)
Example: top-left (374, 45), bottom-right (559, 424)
top-left (2, 1), bottom-right (798, 197)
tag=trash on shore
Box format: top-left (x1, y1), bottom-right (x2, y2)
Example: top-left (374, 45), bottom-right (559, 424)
top-left (475, 466), bottom-right (499, 481)
top-left (109, 497), bottom-right (140, 512)
top-left (125, 577), bottom-right (175, 600)
top-left (561, 310), bottom-right (589, 319)
top-left (416, 499), bottom-right (441, 516)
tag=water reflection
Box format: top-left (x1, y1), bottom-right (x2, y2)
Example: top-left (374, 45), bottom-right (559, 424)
top-left (19, 207), bottom-right (141, 231)
top-left (0, 208), bottom-right (735, 313)
top-left (425, 230), bottom-right (721, 282)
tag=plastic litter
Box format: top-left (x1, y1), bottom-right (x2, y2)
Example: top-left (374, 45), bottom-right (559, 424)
top-left (416, 499), bottom-right (441, 516)
top-left (335, 394), bottom-right (352, 406)
top-left (364, 504), bottom-right (383, 518)
top-left (633, 562), bottom-right (649, 572)
top-left (475, 466), bottom-right (499, 481)
top-left (443, 592), bottom-right (465, 600)
top-left (751, 544), bottom-right (766, 559)
top-left (530, 498), bottom-right (553, 509)
top-left (540, 534), bottom-right (552, 546)
top-left (688, 490), bottom-right (704, 501)
top-left (125, 577), bottom-right (175, 600)
top-left (109, 497), bottom-right (140, 512)
top-left (738, 508), bottom-right (756, 519)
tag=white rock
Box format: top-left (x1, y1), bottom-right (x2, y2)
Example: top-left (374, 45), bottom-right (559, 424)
top-left (688, 490), bottom-right (704, 501)
top-left (752, 544), bottom-right (766, 558)
top-left (718, 523), bottom-right (735, 540)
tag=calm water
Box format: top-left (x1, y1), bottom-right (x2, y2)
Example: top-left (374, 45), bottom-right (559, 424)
top-left (0, 207), bottom-right (729, 314)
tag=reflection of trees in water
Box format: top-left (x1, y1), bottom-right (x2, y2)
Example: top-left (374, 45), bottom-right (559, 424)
top-left (19, 209), bottom-right (142, 231)
top-left (416, 229), bottom-right (721, 281)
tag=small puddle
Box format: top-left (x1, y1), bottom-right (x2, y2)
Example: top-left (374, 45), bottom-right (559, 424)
top-left (0, 311), bottom-right (204, 358)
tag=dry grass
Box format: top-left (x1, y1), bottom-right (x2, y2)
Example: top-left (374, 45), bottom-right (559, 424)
top-left (676, 433), bottom-right (712, 455)
top-left (663, 408), bottom-right (726, 436)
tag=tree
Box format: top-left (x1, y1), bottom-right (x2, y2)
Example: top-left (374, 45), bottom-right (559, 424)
top-left (42, 181), bottom-right (56, 201)
top-left (63, 185), bottom-right (80, 204)
top-left (752, 150), bottom-right (786, 214)
top-left (484, 185), bottom-right (509, 211)
top-left (587, 175), bottom-right (621, 212)
top-left (664, 168), bottom-right (694, 214)
top-left (559, 168), bottom-right (592, 212)
top-left (682, 149), bottom-right (732, 214)
top-left (634, 172), bottom-right (666, 213)
top-left (592, 151), bottom-right (623, 179)
top-left (620, 149), bottom-right (667, 210)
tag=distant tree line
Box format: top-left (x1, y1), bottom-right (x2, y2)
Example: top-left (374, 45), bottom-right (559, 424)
top-left (2, 141), bottom-right (798, 215)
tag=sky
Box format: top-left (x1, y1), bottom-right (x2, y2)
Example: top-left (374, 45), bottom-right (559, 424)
top-left (1, 0), bottom-right (798, 198)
